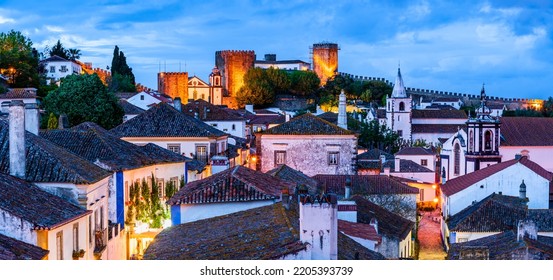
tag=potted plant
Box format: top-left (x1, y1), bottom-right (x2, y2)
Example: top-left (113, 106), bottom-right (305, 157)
top-left (72, 249), bottom-right (85, 260)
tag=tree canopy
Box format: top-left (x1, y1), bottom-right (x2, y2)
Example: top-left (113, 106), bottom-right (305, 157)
top-left (0, 30), bottom-right (40, 88)
top-left (43, 74), bottom-right (124, 129)
top-left (109, 45), bottom-right (136, 92)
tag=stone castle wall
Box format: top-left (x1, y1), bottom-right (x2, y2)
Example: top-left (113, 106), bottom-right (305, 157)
top-left (312, 43), bottom-right (339, 86)
top-left (215, 50), bottom-right (255, 108)
top-left (158, 72), bottom-right (188, 101)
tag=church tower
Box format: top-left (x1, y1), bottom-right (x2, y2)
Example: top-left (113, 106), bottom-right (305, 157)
top-left (386, 67), bottom-right (412, 141)
top-left (209, 65), bottom-right (223, 105)
top-left (465, 84), bottom-right (502, 171)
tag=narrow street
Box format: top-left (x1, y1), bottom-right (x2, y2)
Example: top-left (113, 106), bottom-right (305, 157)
top-left (417, 209), bottom-right (447, 260)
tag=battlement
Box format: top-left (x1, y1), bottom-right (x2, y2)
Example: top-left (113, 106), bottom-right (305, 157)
top-left (216, 50), bottom-right (256, 56)
top-left (158, 72), bottom-right (188, 76)
top-left (338, 72), bottom-right (391, 85)
top-left (312, 42), bottom-right (340, 49)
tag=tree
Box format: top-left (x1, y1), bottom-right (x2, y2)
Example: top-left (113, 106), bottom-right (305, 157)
top-left (290, 70), bottom-right (320, 96)
top-left (236, 67), bottom-right (275, 107)
top-left (68, 48), bottom-right (81, 61)
top-left (47, 113), bottom-right (58, 129)
top-left (265, 67), bottom-right (291, 94)
top-left (43, 74), bottom-right (124, 129)
top-left (0, 30), bottom-right (40, 88)
top-left (110, 45), bottom-right (136, 92)
top-left (49, 40), bottom-right (70, 60)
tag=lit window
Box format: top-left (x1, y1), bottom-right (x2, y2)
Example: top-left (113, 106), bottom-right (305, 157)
top-left (275, 151), bottom-right (286, 165)
top-left (328, 152), bottom-right (339, 165)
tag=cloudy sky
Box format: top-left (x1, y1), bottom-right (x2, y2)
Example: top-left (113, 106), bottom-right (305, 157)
top-left (1, 0), bottom-right (552, 99)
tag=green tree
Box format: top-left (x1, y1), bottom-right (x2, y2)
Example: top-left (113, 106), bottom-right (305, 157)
top-left (49, 40), bottom-right (70, 60)
top-left (47, 113), bottom-right (58, 129)
top-left (265, 67), bottom-right (291, 94)
top-left (68, 48), bottom-right (81, 61)
top-left (139, 178), bottom-right (151, 223)
top-left (0, 30), bottom-right (40, 88)
top-left (165, 180), bottom-right (176, 199)
top-left (290, 70), bottom-right (320, 96)
top-left (236, 68), bottom-right (275, 107)
top-left (110, 45), bottom-right (136, 92)
top-left (43, 74), bottom-right (124, 129)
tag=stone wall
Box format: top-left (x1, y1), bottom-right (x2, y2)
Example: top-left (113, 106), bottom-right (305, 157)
top-left (215, 50), bottom-right (255, 108)
top-left (157, 72), bottom-right (188, 101)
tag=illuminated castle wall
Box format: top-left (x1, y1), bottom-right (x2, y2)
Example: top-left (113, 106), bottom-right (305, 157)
top-left (158, 72), bottom-right (188, 101)
top-left (215, 50), bottom-right (255, 108)
top-left (312, 43), bottom-right (339, 86)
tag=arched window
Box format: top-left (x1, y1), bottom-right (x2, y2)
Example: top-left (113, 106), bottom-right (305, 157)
top-left (454, 143), bottom-right (461, 175)
top-left (399, 102), bottom-right (405, 111)
top-left (469, 131), bottom-right (473, 152)
top-left (484, 130), bottom-right (492, 151)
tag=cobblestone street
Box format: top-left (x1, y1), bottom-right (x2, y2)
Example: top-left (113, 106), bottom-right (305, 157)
top-left (417, 209), bottom-right (447, 260)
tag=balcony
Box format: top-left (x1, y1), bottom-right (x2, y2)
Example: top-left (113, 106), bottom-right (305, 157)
top-left (93, 228), bottom-right (107, 259)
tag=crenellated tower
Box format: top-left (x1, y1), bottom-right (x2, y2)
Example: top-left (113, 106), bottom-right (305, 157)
top-left (311, 42), bottom-right (339, 86)
top-left (215, 50), bottom-right (256, 108)
top-left (158, 72), bottom-right (189, 101)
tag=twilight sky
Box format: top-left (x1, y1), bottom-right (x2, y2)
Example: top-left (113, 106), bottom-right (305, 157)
top-left (1, 0), bottom-right (552, 99)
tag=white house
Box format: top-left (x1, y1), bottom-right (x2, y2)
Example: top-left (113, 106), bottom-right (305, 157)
top-left (0, 88), bottom-right (39, 114)
top-left (0, 172), bottom-right (92, 260)
top-left (257, 113), bottom-right (357, 176)
top-left (126, 91), bottom-right (172, 111)
top-left (254, 54), bottom-right (311, 71)
top-left (119, 99), bottom-right (145, 122)
top-left (110, 102), bottom-right (229, 178)
top-left (40, 55), bottom-right (82, 85)
top-left (181, 99), bottom-right (247, 138)
top-left (441, 156), bottom-right (551, 219)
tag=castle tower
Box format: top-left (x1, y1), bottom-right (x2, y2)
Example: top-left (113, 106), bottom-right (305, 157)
top-left (311, 42), bottom-right (339, 86)
top-left (158, 72), bottom-right (189, 101)
top-left (337, 90), bottom-right (347, 130)
top-left (386, 67), bottom-right (412, 141)
top-left (465, 84), bottom-right (502, 172)
top-left (209, 66), bottom-right (223, 105)
top-left (215, 50), bottom-right (256, 108)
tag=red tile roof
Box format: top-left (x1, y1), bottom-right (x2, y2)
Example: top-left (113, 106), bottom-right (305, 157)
top-left (182, 99), bottom-right (246, 121)
top-left (412, 124), bottom-right (465, 134)
top-left (396, 147), bottom-right (435, 156)
top-left (500, 117), bottom-right (553, 146)
top-left (442, 156), bottom-right (553, 196)
top-left (0, 88), bottom-right (37, 99)
top-left (412, 109), bottom-right (467, 119)
top-left (312, 175), bottom-right (419, 196)
top-left (167, 165), bottom-right (290, 205)
top-left (262, 113), bottom-right (355, 135)
top-left (338, 219), bottom-right (381, 243)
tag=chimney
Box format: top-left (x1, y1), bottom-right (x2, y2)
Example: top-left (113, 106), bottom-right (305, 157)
top-left (281, 188), bottom-right (291, 210)
top-left (299, 194), bottom-right (338, 260)
top-left (394, 158), bottom-right (401, 172)
top-left (344, 177), bottom-right (352, 199)
top-left (337, 200), bottom-right (357, 223)
top-left (9, 100), bottom-right (25, 179)
top-left (173, 97), bottom-right (182, 112)
top-left (517, 220), bottom-right (538, 241)
top-left (245, 104), bottom-right (254, 114)
top-left (58, 114), bottom-right (68, 129)
top-left (285, 113), bottom-right (290, 122)
top-left (24, 103), bottom-right (39, 135)
top-left (380, 155), bottom-right (386, 164)
top-left (519, 180), bottom-right (527, 200)
top-left (337, 90), bottom-right (347, 130)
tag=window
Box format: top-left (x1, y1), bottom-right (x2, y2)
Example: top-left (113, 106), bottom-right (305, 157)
top-left (458, 238), bottom-right (468, 243)
top-left (196, 145), bottom-right (208, 163)
top-left (100, 206), bottom-right (104, 230)
top-left (275, 151), bottom-right (286, 165)
top-left (232, 124), bottom-right (236, 131)
top-left (73, 223), bottom-right (79, 251)
top-left (50, 66), bottom-right (55, 73)
top-left (398, 115), bottom-right (401, 121)
top-left (167, 144), bottom-right (181, 154)
top-left (60, 65), bottom-right (68, 72)
top-left (158, 179), bottom-right (164, 198)
top-left (419, 189), bottom-right (425, 201)
top-left (56, 231), bottom-right (63, 260)
top-left (397, 130), bottom-right (403, 137)
top-left (140, 95), bottom-right (144, 100)
top-left (421, 159), bottom-right (428, 166)
top-left (484, 130), bottom-right (492, 151)
top-left (454, 143), bottom-right (461, 175)
top-left (89, 216), bottom-right (93, 245)
top-left (212, 123), bottom-right (218, 127)
top-left (469, 130), bottom-right (473, 152)
top-left (399, 102), bottom-right (405, 111)
top-left (328, 152), bottom-right (339, 165)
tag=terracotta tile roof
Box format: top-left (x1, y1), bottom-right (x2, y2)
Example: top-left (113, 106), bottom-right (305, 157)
top-left (396, 147), bottom-right (435, 156)
top-left (412, 109), bottom-right (467, 119)
top-left (412, 124), bottom-right (465, 134)
top-left (338, 219), bottom-right (381, 242)
top-left (357, 149), bottom-right (394, 161)
top-left (425, 104), bottom-right (457, 110)
top-left (351, 195), bottom-right (414, 240)
top-left (442, 156), bottom-right (553, 196)
top-left (40, 122), bottom-right (187, 172)
top-left (527, 209), bottom-right (553, 232)
top-left (262, 113), bottom-right (355, 135)
top-left (316, 112), bottom-right (338, 123)
top-left (0, 88), bottom-right (37, 99)
top-left (0, 120), bottom-right (111, 184)
top-left (312, 175), bottom-right (419, 196)
top-left (500, 117), bottom-right (553, 146)
top-left (110, 102), bottom-right (227, 138)
top-left (182, 99), bottom-right (246, 121)
top-left (337, 231), bottom-right (387, 260)
top-left (266, 164), bottom-right (320, 195)
top-left (167, 166), bottom-right (288, 205)
top-left (0, 233), bottom-right (49, 260)
top-left (0, 172), bottom-right (91, 230)
top-left (382, 159), bottom-right (433, 173)
top-left (143, 202), bottom-right (307, 260)
top-left (39, 55), bottom-right (69, 63)
top-left (249, 114), bottom-right (286, 125)
top-left (119, 99), bottom-right (145, 115)
top-left (115, 92), bottom-right (139, 99)
top-left (434, 97), bottom-right (461, 102)
top-left (447, 194), bottom-right (528, 232)
top-left (447, 231), bottom-right (553, 260)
